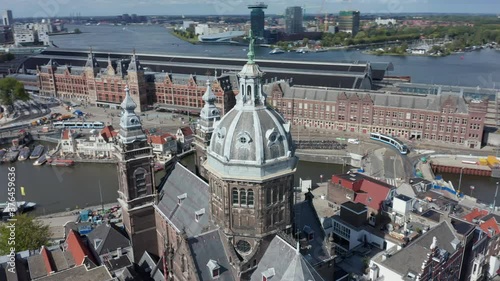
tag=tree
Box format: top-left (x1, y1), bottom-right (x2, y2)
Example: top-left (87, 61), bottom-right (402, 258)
top-left (0, 214), bottom-right (50, 255)
top-left (73, 28), bottom-right (81, 34)
top-left (0, 77), bottom-right (29, 114)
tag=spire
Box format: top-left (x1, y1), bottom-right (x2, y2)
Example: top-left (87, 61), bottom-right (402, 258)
top-left (106, 53), bottom-right (115, 75)
top-left (128, 48), bottom-right (141, 72)
top-left (202, 80), bottom-right (216, 103)
top-left (246, 30), bottom-right (255, 64)
top-left (199, 80), bottom-right (220, 123)
top-left (118, 85), bottom-right (147, 144)
top-left (85, 47), bottom-right (98, 68)
top-left (121, 85), bottom-right (136, 111)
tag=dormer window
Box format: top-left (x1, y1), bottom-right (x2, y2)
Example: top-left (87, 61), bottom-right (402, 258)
top-left (262, 268), bottom-right (275, 281)
top-left (195, 208), bottom-right (205, 222)
top-left (206, 259), bottom-right (220, 279)
top-left (177, 193), bottom-right (187, 205)
top-left (303, 225), bottom-right (315, 241)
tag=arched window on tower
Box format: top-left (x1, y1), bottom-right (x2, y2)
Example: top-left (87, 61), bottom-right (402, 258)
top-left (247, 85), bottom-right (252, 103)
top-left (232, 188), bottom-right (239, 205)
top-left (279, 186), bottom-right (284, 202)
top-left (273, 187), bottom-right (279, 203)
top-left (248, 190), bottom-right (254, 207)
top-left (240, 188), bottom-right (246, 206)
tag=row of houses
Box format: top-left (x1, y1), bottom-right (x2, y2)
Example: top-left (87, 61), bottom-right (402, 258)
top-left (306, 172), bottom-right (500, 281)
top-left (59, 125), bottom-right (194, 160)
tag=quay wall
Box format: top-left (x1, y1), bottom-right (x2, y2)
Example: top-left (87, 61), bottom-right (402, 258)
top-left (430, 164), bottom-right (492, 177)
top-left (295, 150), bottom-right (357, 166)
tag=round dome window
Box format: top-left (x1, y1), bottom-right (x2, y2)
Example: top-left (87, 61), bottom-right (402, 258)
top-left (236, 240), bottom-right (251, 253)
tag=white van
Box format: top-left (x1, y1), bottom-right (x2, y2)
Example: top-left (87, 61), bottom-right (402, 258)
top-left (348, 138), bottom-right (360, 144)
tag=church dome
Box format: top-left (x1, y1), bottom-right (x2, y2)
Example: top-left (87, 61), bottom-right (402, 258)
top-left (206, 36), bottom-right (297, 180)
top-left (209, 106), bottom-right (293, 164)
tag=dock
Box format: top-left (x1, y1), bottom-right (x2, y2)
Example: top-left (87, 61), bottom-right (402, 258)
top-left (428, 154), bottom-right (498, 177)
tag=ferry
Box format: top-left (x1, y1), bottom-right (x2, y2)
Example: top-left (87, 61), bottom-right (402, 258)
top-left (49, 159), bottom-right (75, 167)
top-left (30, 144), bottom-right (45, 159)
top-left (269, 48), bottom-right (285, 54)
top-left (18, 147), bottom-right (31, 161)
top-left (33, 154), bottom-right (47, 166)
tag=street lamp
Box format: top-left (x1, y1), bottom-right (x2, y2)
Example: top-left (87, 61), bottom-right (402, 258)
top-left (494, 182), bottom-right (500, 211)
top-left (470, 185), bottom-right (475, 198)
top-left (458, 167), bottom-right (464, 194)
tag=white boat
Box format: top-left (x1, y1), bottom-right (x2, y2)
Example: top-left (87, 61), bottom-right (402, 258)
top-left (296, 47), bottom-right (309, 54)
top-left (269, 48), bottom-right (285, 54)
top-left (33, 154), bottom-right (47, 166)
top-left (0, 201), bottom-right (36, 213)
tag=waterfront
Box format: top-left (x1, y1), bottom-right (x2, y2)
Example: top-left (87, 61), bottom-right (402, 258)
top-left (48, 24), bottom-right (500, 88)
top-left (0, 148), bottom-right (349, 215)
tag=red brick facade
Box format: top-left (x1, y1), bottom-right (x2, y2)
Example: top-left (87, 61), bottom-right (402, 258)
top-left (268, 83), bottom-right (488, 149)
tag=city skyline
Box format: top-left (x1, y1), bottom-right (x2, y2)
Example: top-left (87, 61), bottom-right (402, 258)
top-left (5, 0), bottom-right (500, 18)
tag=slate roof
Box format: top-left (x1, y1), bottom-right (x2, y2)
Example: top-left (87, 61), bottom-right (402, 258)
top-left (86, 223), bottom-right (131, 256)
top-left (138, 252), bottom-right (165, 281)
top-left (188, 229), bottom-right (236, 281)
top-left (34, 265), bottom-right (113, 281)
top-left (380, 221), bottom-right (460, 276)
top-left (156, 162), bottom-right (212, 237)
top-left (293, 200), bottom-right (331, 265)
top-left (104, 255), bottom-right (132, 272)
top-left (250, 235), bottom-right (324, 281)
top-left (266, 81), bottom-right (472, 113)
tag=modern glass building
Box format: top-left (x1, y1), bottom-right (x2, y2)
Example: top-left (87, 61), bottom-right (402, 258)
top-left (338, 10), bottom-right (360, 36)
top-left (285, 6), bottom-right (303, 34)
top-left (248, 3), bottom-right (268, 38)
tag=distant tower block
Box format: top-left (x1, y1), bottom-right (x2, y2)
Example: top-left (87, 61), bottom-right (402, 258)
top-left (248, 2), bottom-right (268, 38)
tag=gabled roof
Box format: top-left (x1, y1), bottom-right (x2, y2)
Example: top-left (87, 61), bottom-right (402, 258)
top-left (86, 223), bottom-right (130, 256)
top-left (380, 221), bottom-right (460, 276)
top-left (138, 251), bottom-right (165, 281)
top-left (250, 235), bottom-right (324, 281)
top-left (293, 200), bottom-right (331, 265)
top-left (66, 229), bottom-right (97, 266)
top-left (100, 125), bottom-right (117, 142)
top-left (147, 133), bottom-right (174, 145)
top-left (156, 162), bottom-right (212, 237)
top-left (178, 126), bottom-right (194, 137)
top-left (479, 217), bottom-right (500, 237)
top-left (188, 229), bottom-right (235, 281)
top-left (34, 265), bottom-right (113, 281)
top-left (462, 208), bottom-right (489, 223)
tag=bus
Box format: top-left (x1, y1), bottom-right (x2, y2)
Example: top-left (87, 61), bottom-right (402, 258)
top-left (53, 121), bottom-right (105, 129)
top-left (370, 132), bottom-right (409, 155)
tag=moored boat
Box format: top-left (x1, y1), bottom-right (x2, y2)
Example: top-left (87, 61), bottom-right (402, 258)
top-left (296, 47), bottom-right (309, 53)
top-left (50, 159), bottom-right (75, 167)
top-left (18, 147), bottom-right (31, 161)
top-left (269, 48), bottom-right (285, 54)
top-left (0, 149), bottom-right (6, 163)
top-left (3, 149), bottom-right (20, 163)
top-left (30, 144), bottom-right (45, 159)
top-left (0, 201), bottom-right (37, 214)
top-left (33, 154), bottom-right (47, 166)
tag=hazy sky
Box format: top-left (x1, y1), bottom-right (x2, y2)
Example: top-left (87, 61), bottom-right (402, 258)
top-left (5, 0), bottom-right (500, 18)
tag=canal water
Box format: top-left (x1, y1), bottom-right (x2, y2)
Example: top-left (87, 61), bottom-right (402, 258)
top-left (50, 24), bottom-right (500, 88)
top-left (0, 141), bottom-right (348, 215)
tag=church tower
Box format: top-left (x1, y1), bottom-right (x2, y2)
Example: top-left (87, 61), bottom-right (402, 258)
top-left (116, 85), bottom-right (157, 262)
top-left (126, 49), bottom-right (146, 112)
top-left (194, 80), bottom-right (221, 180)
top-left (84, 48), bottom-right (99, 105)
top-left (204, 31), bottom-right (298, 269)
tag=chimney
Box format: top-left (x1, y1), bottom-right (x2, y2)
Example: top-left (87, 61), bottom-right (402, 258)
top-left (430, 236), bottom-right (437, 250)
top-left (116, 247), bottom-right (122, 257)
